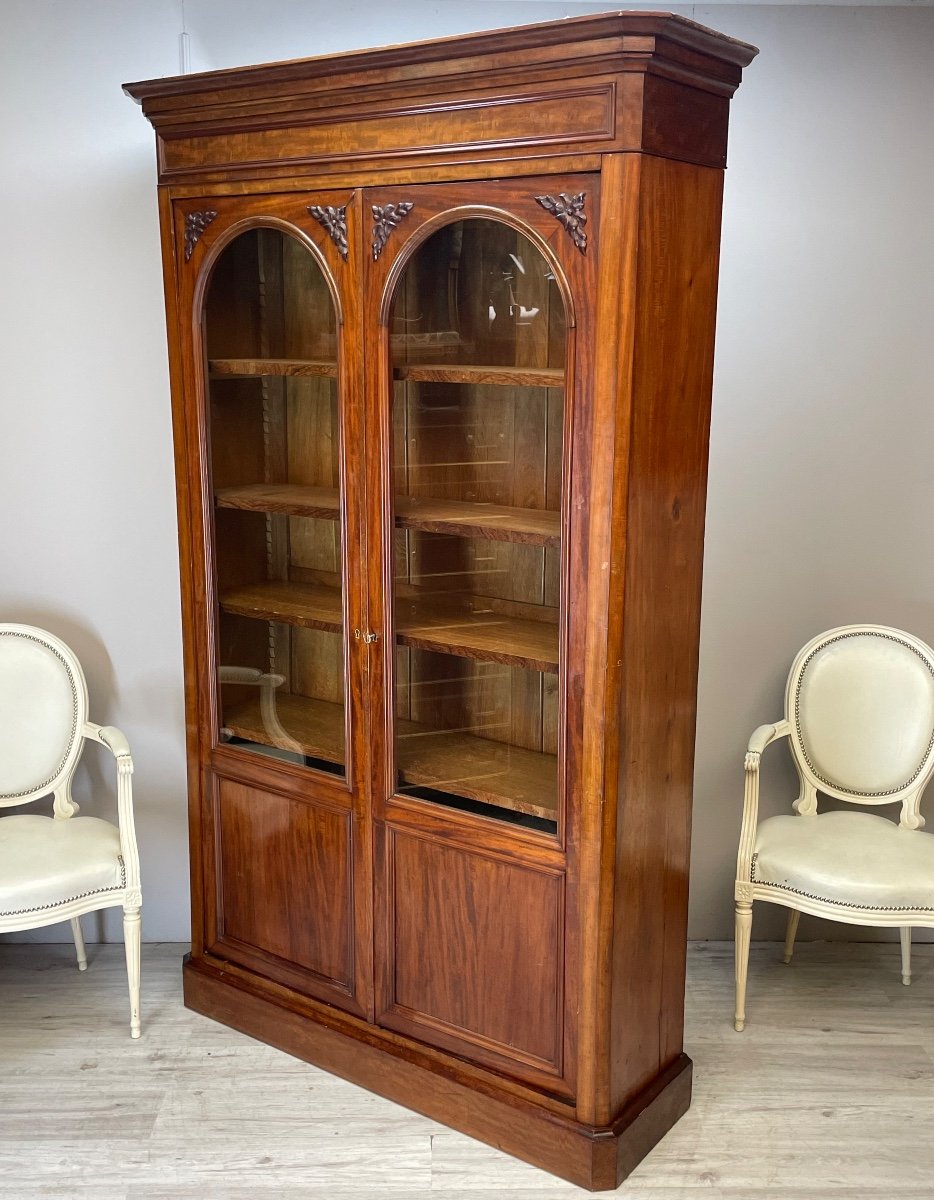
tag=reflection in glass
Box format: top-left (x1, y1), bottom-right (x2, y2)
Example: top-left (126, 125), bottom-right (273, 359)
top-left (390, 220), bottom-right (565, 831)
top-left (205, 228), bottom-right (346, 776)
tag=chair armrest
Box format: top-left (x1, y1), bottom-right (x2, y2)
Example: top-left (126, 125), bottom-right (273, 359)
top-left (736, 720), bottom-right (790, 893)
top-left (746, 721), bottom-right (789, 766)
top-left (85, 723), bottom-right (133, 766)
top-left (82, 721), bottom-right (141, 903)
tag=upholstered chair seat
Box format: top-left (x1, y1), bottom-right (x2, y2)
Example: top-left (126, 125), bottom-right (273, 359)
top-left (0, 815), bottom-right (125, 919)
top-left (734, 625), bottom-right (934, 1032)
top-left (752, 810), bottom-right (934, 914)
top-left (0, 624), bottom-right (142, 1037)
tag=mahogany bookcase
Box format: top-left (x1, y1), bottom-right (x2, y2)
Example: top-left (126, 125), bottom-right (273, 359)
top-left (126, 13), bottom-right (756, 1188)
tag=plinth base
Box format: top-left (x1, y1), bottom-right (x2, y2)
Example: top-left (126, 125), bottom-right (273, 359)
top-left (184, 953), bottom-right (692, 1191)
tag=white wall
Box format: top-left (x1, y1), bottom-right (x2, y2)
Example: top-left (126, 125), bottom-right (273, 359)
top-left (689, 4), bottom-right (934, 940)
top-left (2, 2), bottom-right (932, 942)
top-left (0, 0), bottom-right (188, 941)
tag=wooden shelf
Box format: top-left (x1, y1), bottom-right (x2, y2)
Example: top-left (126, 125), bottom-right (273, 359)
top-left (396, 597), bottom-right (558, 673)
top-left (209, 358), bottom-right (337, 378)
top-left (216, 483), bottom-right (341, 520)
top-left (218, 580), bottom-right (558, 672)
top-left (225, 693), bottom-right (345, 766)
top-left (397, 496), bottom-right (560, 547)
top-left (214, 483), bottom-right (559, 547)
top-left (398, 729), bottom-right (557, 820)
top-left (209, 360), bottom-right (559, 386)
top-left (219, 581), bottom-right (342, 633)
top-left (224, 693), bottom-right (557, 820)
top-left (393, 363), bottom-right (563, 388)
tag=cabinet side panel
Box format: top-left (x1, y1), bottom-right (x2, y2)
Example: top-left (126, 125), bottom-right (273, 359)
top-left (610, 156), bottom-right (724, 1112)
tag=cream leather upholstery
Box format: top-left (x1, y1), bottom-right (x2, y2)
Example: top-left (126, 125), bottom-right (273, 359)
top-left (752, 811), bottom-right (934, 915)
top-left (0, 624), bottom-right (142, 1037)
top-left (0, 634), bottom-right (80, 797)
top-left (734, 625), bottom-right (934, 1033)
top-left (0, 815), bottom-right (124, 916)
top-left (791, 632), bottom-right (934, 798)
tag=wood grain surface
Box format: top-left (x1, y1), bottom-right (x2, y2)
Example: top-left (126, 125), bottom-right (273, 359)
top-left (216, 483), bottom-right (560, 545)
top-left (225, 692), bottom-right (557, 818)
top-left (393, 363), bottom-right (563, 387)
top-left (209, 357), bottom-right (337, 377)
top-left (219, 579), bottom-right (560, 671)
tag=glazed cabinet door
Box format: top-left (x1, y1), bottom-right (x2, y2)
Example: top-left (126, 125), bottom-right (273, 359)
top-left (172, 193), bottom-right (372, 1016)
top-left (363, 178), bottom-right (598, 1094)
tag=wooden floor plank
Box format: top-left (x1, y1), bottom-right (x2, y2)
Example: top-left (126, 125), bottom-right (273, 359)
top-left (0, 942), bottom-right (930, 1198)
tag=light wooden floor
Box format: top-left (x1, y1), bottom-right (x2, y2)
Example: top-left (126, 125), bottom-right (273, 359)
top-left (0, 941), bottom-right (931, 1199)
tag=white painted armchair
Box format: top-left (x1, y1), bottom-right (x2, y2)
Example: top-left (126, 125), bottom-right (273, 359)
top-left (734, 624), bottom-right (934, 1031)
top-left (0, 624), bottom-right (142, 1037)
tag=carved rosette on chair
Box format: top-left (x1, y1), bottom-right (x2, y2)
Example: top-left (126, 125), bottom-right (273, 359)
top-left (125, 14), bottom-right (756, 1190)
top-left (734, 624), bottom-right (934, 1032)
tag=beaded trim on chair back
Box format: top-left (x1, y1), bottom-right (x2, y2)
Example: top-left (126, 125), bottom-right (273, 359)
top-left (0, 627), bottom-right (85, 803)
top-left (789, 627), bottom-right (934, 801)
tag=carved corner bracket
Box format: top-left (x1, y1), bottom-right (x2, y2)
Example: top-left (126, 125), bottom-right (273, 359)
top-left (184, 210), bottom-right (218, 262)
top-left (371, 202), bottom-right (414, 260)
top-left (308, 204), bottom-right (349, 261)
top-left (535, 192), bottom-right (588, 254)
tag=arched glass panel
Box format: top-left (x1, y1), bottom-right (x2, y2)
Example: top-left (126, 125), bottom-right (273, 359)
top-left (204, 228), bottom-right (346, 777)
top-left (389, 219), bottom-right (566, 832)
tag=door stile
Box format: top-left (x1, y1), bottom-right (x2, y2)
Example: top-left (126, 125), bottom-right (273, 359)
top-left (360, 197), bottom-right (396, 1032)
top-left (158, 185), bottom-right (210, 959)
top-left (336, 188), bottom-right (377, 1021)
top-left (330, 188), bottom-right (376, 1020)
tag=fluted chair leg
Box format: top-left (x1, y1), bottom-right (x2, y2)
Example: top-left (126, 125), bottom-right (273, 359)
top-left (782, 908), bottom-right (801, 964)
top-left (900, 926), bottom-right (912, 986)
top-left (123, 907), bottom-right (142, 1038)
top-left (734, 900), bottom-right (753, 1032)
top-left (70, 917), bottom-right (87, 972)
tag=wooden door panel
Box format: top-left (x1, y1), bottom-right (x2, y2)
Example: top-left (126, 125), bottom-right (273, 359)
top-left (211, 776), bottom-right (359, 1010)
top-left (174, 189), bottom-right (373, 1018)
top-left (378, 828), bottom-right (567, 1091)
top-left (364, 178), bottom-right (596, 1097)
